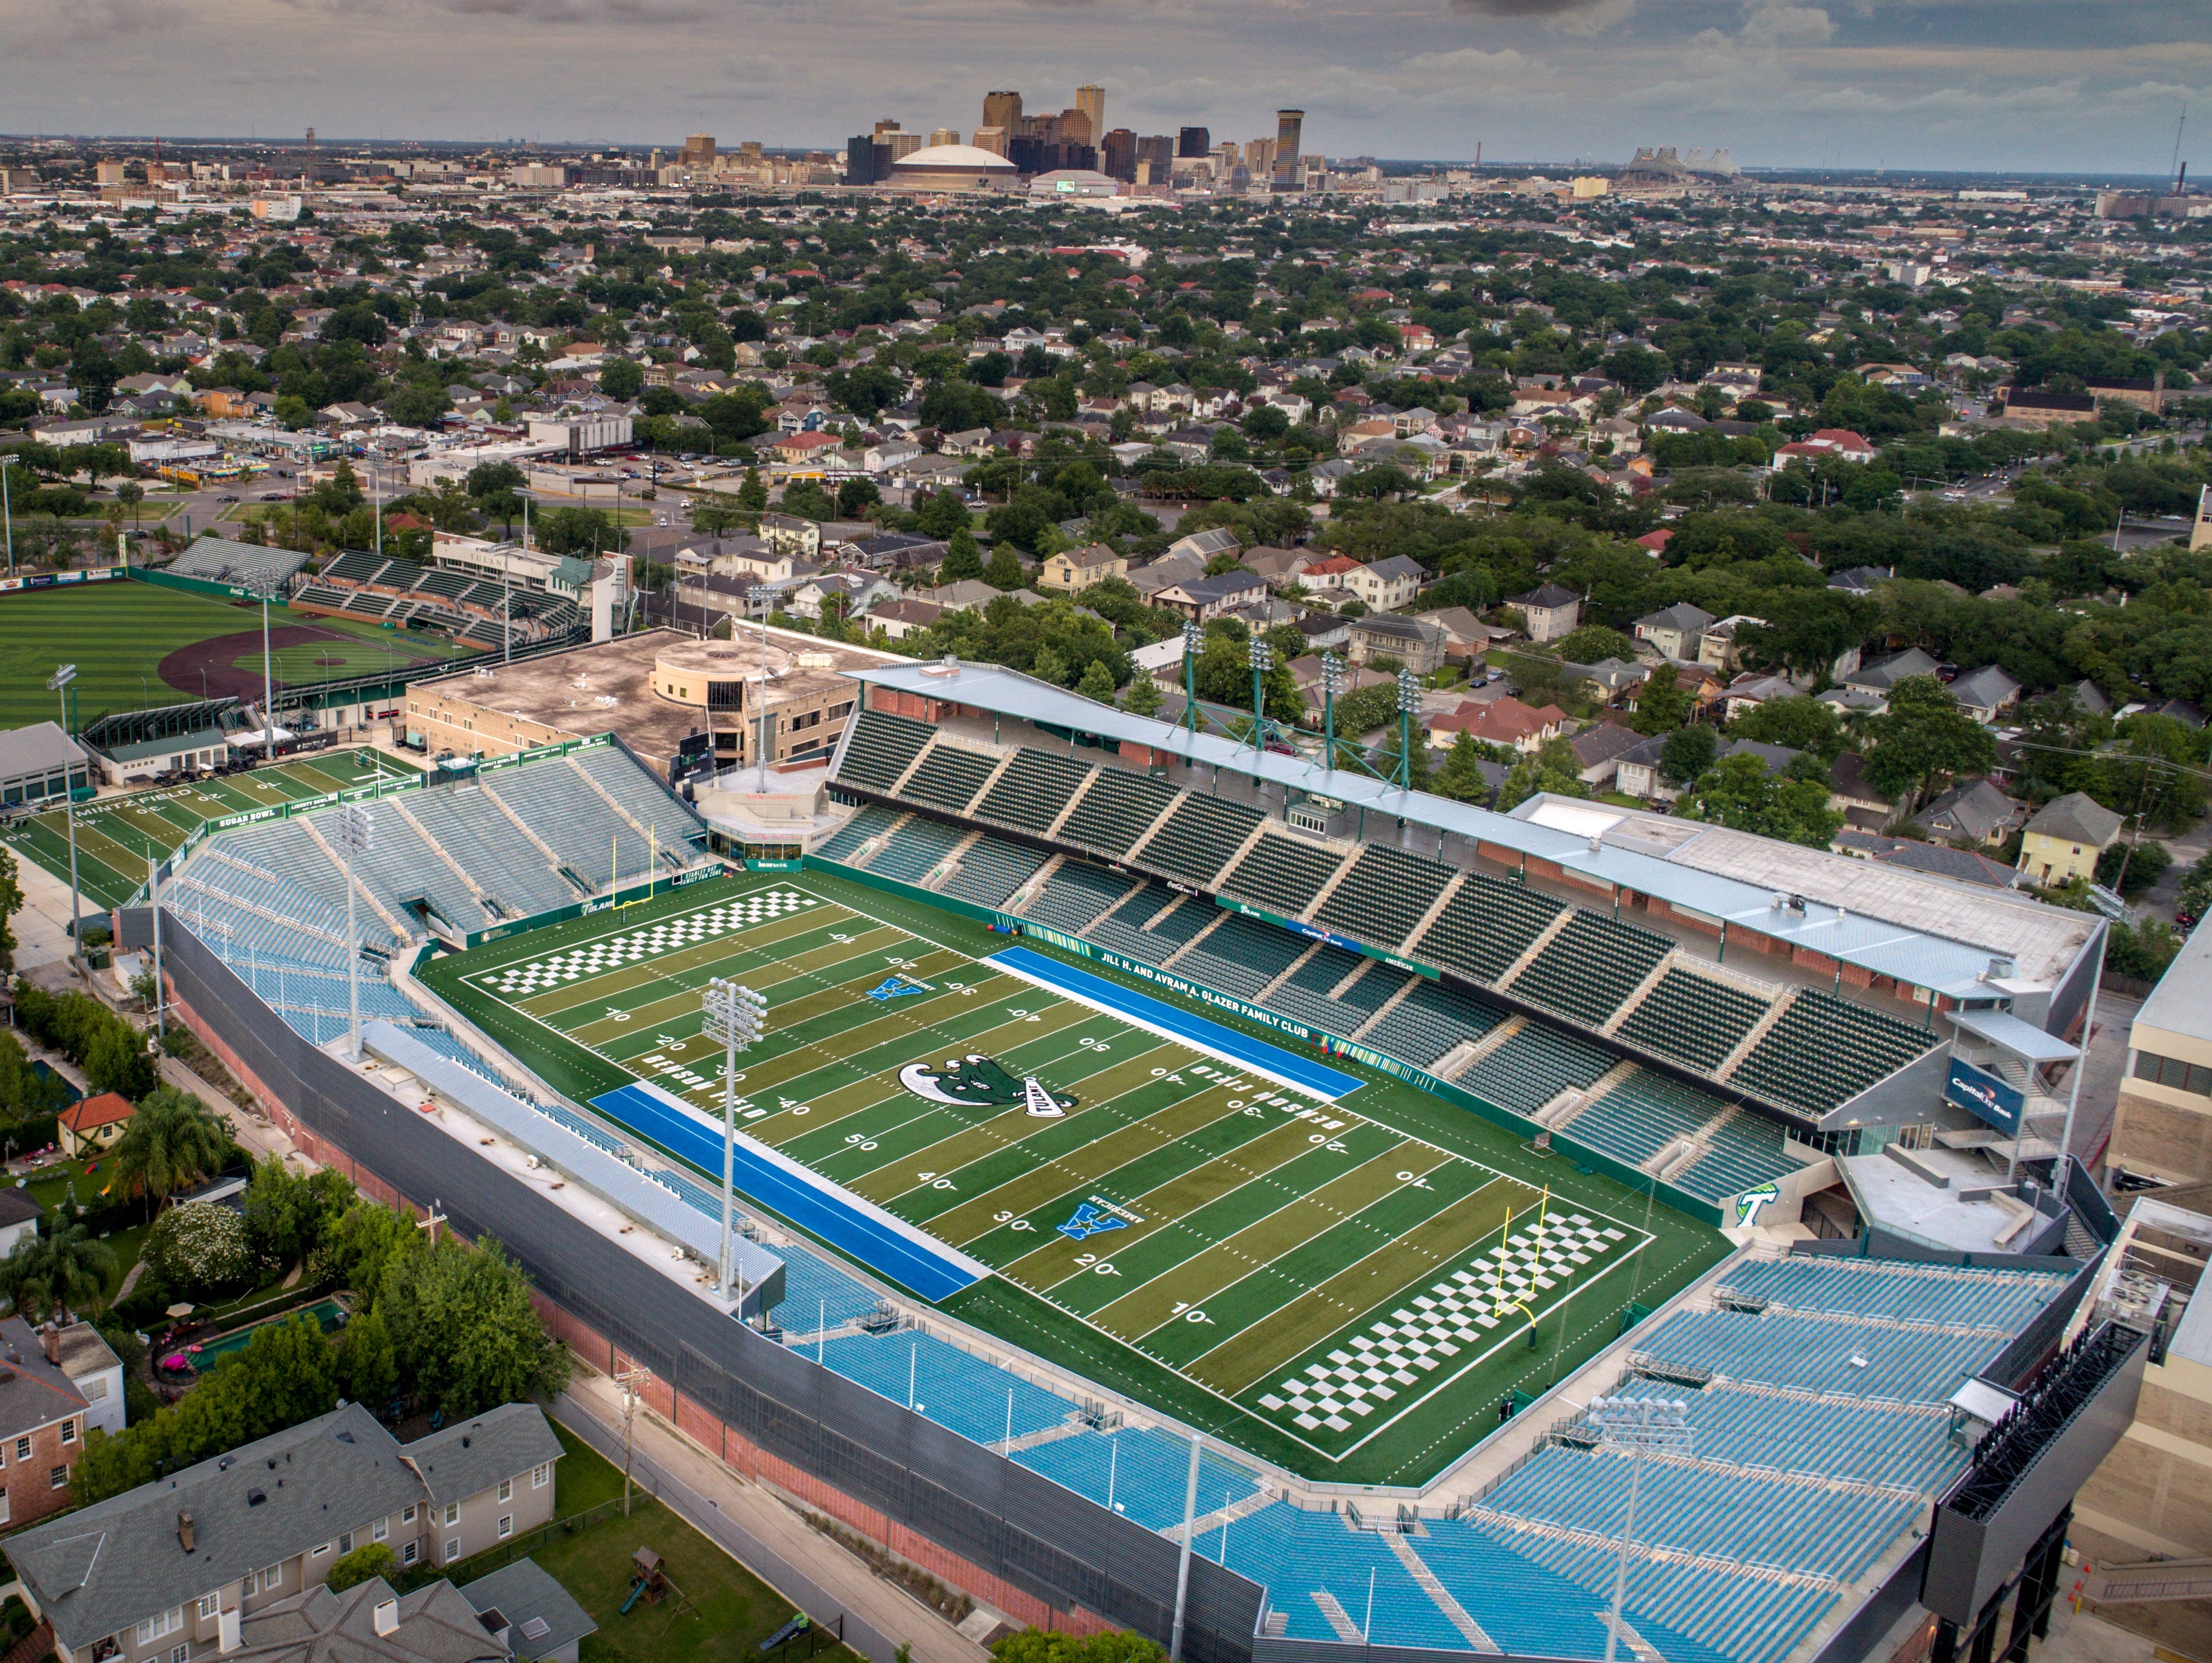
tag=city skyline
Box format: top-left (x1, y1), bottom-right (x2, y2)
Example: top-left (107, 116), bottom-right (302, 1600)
top-left (0, 0), bottom-right (2204, 173)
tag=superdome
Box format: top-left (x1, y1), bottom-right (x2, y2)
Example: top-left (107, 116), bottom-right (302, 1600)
top-left (887, 144), bottom-right (1020, 192)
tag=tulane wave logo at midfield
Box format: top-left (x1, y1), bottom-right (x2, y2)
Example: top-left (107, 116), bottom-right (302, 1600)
top-left (898, 1054), bottom-right (1078, 1116)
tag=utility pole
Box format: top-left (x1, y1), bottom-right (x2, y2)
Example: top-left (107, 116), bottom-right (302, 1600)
top-left (147, 854), bottom-right (164, 1042)
top-left (48, 666), bottom-right (82, 974)
top-left (617, 1364), bottom-right (651, 1516)
top-left (416, 1197), bottom-right (448, 1249)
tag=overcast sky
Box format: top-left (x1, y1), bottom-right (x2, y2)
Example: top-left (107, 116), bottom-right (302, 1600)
top-left (1, 0), bottom-right (2203, 174)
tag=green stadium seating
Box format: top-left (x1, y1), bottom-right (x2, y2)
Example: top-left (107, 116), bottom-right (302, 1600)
top-left (939, 835), bottom-right (1049, 909)
top-left (1263, 946), bottom-right (1401, 1036)
top-left (1177, 913), bottom-right (1309, 1001)
top-left (1139, 793), bottom-right (1267, 887)
top-left (1364, 981), bottom-right (1509, 1072)
top-left (1219, 832), bottom-right (1347, 918)
top-left (1460, 1025), bottom-right (1614, 1117)
top-left (1059, 768), bottom-right (1180, 857)
top-left (973, 748), bottom-right (1097, 835)
top-left (1413, 872), bottom-right (1564, 984)
top-left (901, 744), bottom-right (998, 813)
top-left (814, 804), bottom-right (902, 863)
top-left (1313, 844), bottom-right (1455, 948)
top-left (1509, 913), bottom-right (1673, 1028)
top-left (1566, 1070), bottom-right (1722, 1168)
top-left (1730, 989), bottom-right (1937, 1114)
top-left (1022, 864), bottom-right (1139, 932)
top-left (837, 709), bottom-right (935, 792)
top-left (1675, 1111), bottom-right (1801, 1202)
top-left (1083, 883), bottom-right (1182, 962)
top-left (1616, 969), bottom-right (1770, 1073)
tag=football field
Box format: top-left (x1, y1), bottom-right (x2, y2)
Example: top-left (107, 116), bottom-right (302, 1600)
top-left (427, 873), bottom-right (1658, 1468)
top-left (0, 747), bottom-right (419, 909)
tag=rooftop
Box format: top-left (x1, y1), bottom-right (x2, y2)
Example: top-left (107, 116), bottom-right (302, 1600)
top-left (2135, 913), bottom-right (2212, 1050)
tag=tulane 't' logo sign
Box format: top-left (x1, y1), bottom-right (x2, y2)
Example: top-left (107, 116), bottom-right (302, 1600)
top-left (1733, 1181), bottom-right (1780, 1229)
top-left (898, 1054), bottom-right (1078, 1117)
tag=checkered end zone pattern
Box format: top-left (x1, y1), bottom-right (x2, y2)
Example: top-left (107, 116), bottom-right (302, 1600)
top-left (1259, 1215), bottom-right (1626, 1433)
top-left (476, 892), bottom-right (820, 996)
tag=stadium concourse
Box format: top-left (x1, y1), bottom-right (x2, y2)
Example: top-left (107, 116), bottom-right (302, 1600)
top-left (125, 660), bottom-right (2123, 1663)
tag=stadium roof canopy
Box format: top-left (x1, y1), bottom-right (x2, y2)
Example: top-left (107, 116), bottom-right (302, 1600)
top-left (848, 658), bottom-right (2100, 1001)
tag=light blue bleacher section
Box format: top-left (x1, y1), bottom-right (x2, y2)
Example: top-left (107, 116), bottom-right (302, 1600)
top-left (1012, 1428), bottom-right (1260, 1532)
top-left (403, 787), bottom-right (574, 917)
top-left (485, 762), bottom-right (653, 883)
top-left (1640, 1307), bottom-right (2025, 1403)
top-left (814, 1332), bottom-right (1073, 1447)
top-left (1720, 1256), bottom-right (2067, 1332)
top-left (1221, 1505), bottom-right (1470, 1651)
top-left (570, 746), bottom-right (707, 855)
top-left (1662, 1382), bottom-right (1961, 1492)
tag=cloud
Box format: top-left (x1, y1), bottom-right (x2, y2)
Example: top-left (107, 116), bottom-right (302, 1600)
top-left (1739, 2), bottom-right (1836, 45)
top-left (1447, 0), bottom-right (1634, 35)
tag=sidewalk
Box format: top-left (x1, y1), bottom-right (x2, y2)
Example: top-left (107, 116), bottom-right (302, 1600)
top-left (555, 1371), bottom-right (991, 1663)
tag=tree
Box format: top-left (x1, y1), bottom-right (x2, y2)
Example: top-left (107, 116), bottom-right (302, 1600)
top-left (1728, 695), bottom-right (1847, 762)
top-left (110, 1088), bottom-right (233, 1211)
top-left (1680, 753), bottom-right (1844, 847)
top-left (1551, 625), bottom-right (1639, 665)
top-left (736, 468), bottom-right (769, 513)
top-left (377, 1236), bottom-right (570, 1418)
top-left (1434, 732), bottom-right (1508, 804)
top-left (1630, 663), bottom-right (1692, 736)
top-left (1497, 737), bottom-right (1590, 811)
top-left (2097, 837), bottom-right (2172, 899)
top-left (914, 487), bottom-right (972, 539)
top-left (0, 1222), bottom-right (116, 1320)
top-left (940, 527), bottom-right (984, 584)
top-left (244, 1154), bottom-right (351, 1270)
top-left (599, 358), bottom-right (645, 400)
top-left (337, 1304), bottom-right (399, 1410)
top-left (1076, 659), bottom-right (1117, 703)
top-left (0, 846), bottom-right (20, 973)
top-left (993, 1632), bottom-right (1163, 1663)
top-left (536, 506), bottom-right (629, 557)
top-left (984, 542), bottom-right (1026, 591)
top-left (1659, 725), bottom-right (1718, 787)
top-left (327, 1543), bottom-right (398, 1593)
top-left (141, 1201), bottom-right (257, 1299)
top-left (1121, 674), bottom-right (1163, 718)
top-left (382, 382), bottom-right (449, 428)
top-left (83, 1019), bottom-right (155, 1101)
top-left (1860, 675), bottom-right (1997, 813)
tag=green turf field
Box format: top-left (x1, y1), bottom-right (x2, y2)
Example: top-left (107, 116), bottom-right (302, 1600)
top-left (0, 581), bottom-right (475, 732)
top-left (420, 870), bottom-right (1731, 1485)
top-left (1, 747), bottom-right (420, 909)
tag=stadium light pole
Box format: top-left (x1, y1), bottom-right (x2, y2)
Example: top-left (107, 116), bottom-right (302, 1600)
top-left (3, 461), bottom-right (13, 576)
top-left (1247, 634), bottom-right (1272, 755)
top-left (333, 803), bottom-right (375, 1060)
top-left (1181, 619), bottom-right (1201, 737)
top-left (1587, 1394), bottom-right (1692, 1663)
top-left (702, 977), bottom-right (769, 1316)
top-left (1320, 651), bottom-right (1343, 773)
top-left (47, 666), bottom-right (82, 975)
top-left (248, 575), bottom-right (281, 760)
top-left (1396, 666), bottom-right (1420, 793)
top-left (146, 853), bottom-right (164, 1043)
top-left (749, 585), bottom-right (775, 771)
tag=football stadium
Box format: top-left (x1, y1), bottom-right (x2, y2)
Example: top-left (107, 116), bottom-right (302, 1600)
top-left (109, 644), bottom-right (2144, 1663)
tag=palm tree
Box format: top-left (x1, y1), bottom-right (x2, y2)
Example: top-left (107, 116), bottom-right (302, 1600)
top-left (110, 1088), bottom-right (234, 1215)
top-left (0, 1224), bottom-right (118, 1321)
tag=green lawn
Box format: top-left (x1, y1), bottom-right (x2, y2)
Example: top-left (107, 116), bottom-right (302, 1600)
top-left (10, 1153), bottom-right (154, 1307)
top-left (434, 1424), bottom-right (862, 1663)
top-left (419, 871), bottom-right (1731, 1488)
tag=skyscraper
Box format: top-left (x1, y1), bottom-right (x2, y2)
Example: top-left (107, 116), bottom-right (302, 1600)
top-left (1135, 135), bottom-right (1175, 177)
top-left (1178, 126), bottom-right (1210, 158)
top-left (683, 132), bottom-right (716, 167)
top-left (982, 90), bottom-right (1023, 136)
top-left (1102, 129), bottom-right (1137, 182)
top-left (1077, 84), bottom-right (1106, 141)
top-left (1273, 110), bottom-right (1304, 183)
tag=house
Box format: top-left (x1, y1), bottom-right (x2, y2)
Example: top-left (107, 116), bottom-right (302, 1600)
top-left (1826, 752), bottom-right (1895, 832)
top-left (1163, 527), bottom-right (1242, 567)
top-left (1846, 646), bottom-right (1943, 695)
top-left (10, 1401), bottom-right (565, 1663)
top-left (2018, 791), bottom-right (2125, 886)
top-left (1126, 551), bottom-right (1205, 602)
top-left (1508, 584), bottom-right (1580, 643)
top-left (1719, 674), bottom-right (1798, 720)
top-left (59, 1091), bottom-right (133, 1158)
top-left (1714, 738), bottom-right (1805, 779)
top-left (677, 536), bottom-right (800, 585)
top-left (1567, 722), bottom-right (1645, 787)
top-left (0, 1188), bottom-right (38, 1261)
top-left (769, 430), bottom-right (842, 467)
top-left (1633, 602), bottom-right (1716, 663)
top-left (1155, 571), bottom-right (1268, 623)
top-left (1695, 615), bottom-right (1764, 676)
top-left (222, 1575), bottom-right (504, 1663)
top-left (1949, 665), bottom-right (2024, 723)
top-left (864, 597), bottom-right (944, 642)
top-left (1295, 554), bottom-right (1363, 595)
top-left (1914, 778), bottom-right (2025, 847)
top-left (1428, 694), bottom-right (1567, 754)
top-left (756, 514), bottom-right (823, 560)
top-left (0, 1315), bottom-right (93, 1531)
top-left (1242, 546), bottom-right (1316, 591)
top-left (1039, 544), bottom-right (1126, 593)
top-left (1417, 607), bottom-right (1514, 664)
top-left (1571, 658), bottom-right (1651, 707)
top-left (1347, 614), bottom-right (1446, 675)
top-left (1344, 555), bottom-right (1424, 613)
top-left (1832, 832), bottom-right (2021, 890)
top-left (457, 1561), bottom-right (598, 1663)
top-left (1827, 566), bottom-right (1893, 597)
top-left (1614, 733), bottom-right (1675, 802)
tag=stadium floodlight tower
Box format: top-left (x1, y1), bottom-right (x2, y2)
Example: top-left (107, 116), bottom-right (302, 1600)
top-left (1395, 665), bottom-right (1420, 790)
top-left (1319, 651), bottom-right (1344, 771)
top-left (247, 573), bottom-right (284, 759)
top-left (1247, 634), bottom-right (1273, 753)
top-left (1181, 619), bottom-right (1202, 735)
top-left (46, 666), bottom-right (82, 972)
top-left (332, 803), bottom-right (375, 1060)
top-left (748, 584), bottom-right (776, 769)
top-left (701, 977), bottom-right (769, 1315)
top-left (1587, 1394), bottom-right (1693, 1663)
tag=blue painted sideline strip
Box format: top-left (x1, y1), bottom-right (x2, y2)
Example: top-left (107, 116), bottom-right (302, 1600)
top-left (987, 945), bottom-right (1362, 1102)
top-left (589, 1080), bottom-right (986, 1304)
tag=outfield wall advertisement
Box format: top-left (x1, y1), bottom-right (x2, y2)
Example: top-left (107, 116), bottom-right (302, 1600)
top-left (0, 565), bottom-right (126, 595)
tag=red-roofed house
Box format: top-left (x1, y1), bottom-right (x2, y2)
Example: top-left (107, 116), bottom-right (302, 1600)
top-left (1635, 529), bottom-right (1674, 557)
top-left (1778, 428), bottom-right (1879, 465)
top-left (1427, 695), bottom-right (1568, 754)
top-left (58, 1092), bottom-right (133, 1158)
top-left (769, 429), bottom-right (845, 467)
